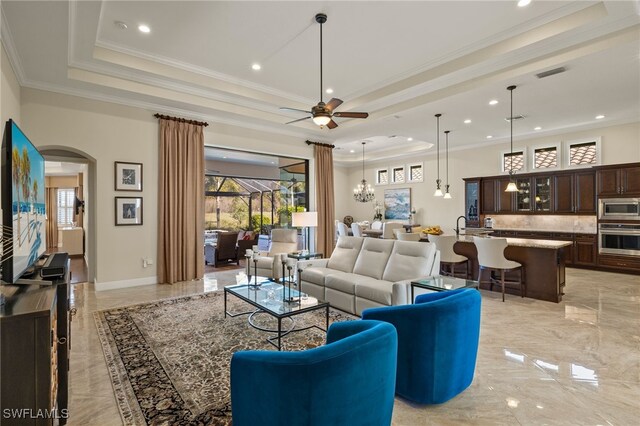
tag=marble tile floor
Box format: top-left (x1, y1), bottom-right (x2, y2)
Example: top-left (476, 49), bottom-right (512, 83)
top-left (66, 268), bottom-right (640, 425)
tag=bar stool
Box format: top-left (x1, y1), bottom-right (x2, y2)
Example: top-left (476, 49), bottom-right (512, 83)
top-left (473, 237), bottom-right (525, 302)
top-left (428, 234), bottom-right (470, 279)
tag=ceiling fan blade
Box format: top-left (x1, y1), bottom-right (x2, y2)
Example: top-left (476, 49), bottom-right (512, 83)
top-left (325, 98), bottom-right (343, 111)
top-left (280, 107), bottom-right (312, 114)
top-left (285, 116), bottom-right (312, 125)
top-left (333, 112), bottom-right (369, 119)
top-left (326, 119), bottom-right (338, 129)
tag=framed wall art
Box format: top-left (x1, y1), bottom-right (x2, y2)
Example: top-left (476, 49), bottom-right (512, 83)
top-left (384, 188), bottom-right (411, 220)
top-left (115, 161), bottom-right (143, 191)
top-left (115, 197), bottom-right (143, 226)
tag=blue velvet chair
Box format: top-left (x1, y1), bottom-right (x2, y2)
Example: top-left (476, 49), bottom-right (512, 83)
top-left (362, 288), bottom-right (481, 404)
top-left (230, 320), bottom-right (398, 426)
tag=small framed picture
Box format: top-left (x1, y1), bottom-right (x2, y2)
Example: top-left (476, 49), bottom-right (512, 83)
top-left (115, 161), bottom-right (143, 191)
top-left (115, 197), bottom-right (143, 226)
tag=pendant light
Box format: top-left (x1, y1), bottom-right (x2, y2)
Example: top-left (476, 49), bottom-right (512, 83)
top-left (443, 130), bottom-right (452, 199)
top-left (433, 113), bottom-right (443, 197)
top-left (353, 142), bottom-right (375, 203)
top-left (505, 85), bottom-right (519, 192)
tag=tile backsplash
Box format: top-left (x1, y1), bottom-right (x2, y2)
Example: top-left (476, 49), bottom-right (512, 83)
top-left (489, 215), bottom-right (597, 234)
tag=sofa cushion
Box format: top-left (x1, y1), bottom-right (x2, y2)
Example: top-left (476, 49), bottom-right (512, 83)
top-left (355, 278), bottom-right (394, 305)
top-left (353, 238), bottom-right (394, 279)
top-left (300, 267), bottom-right (335, 286)
top-left (382, 241), bottom-right (436, 282)
top-left (326, 236), bottom-right (364, 273)
top-left (324, 272), bottom-right (369, 295)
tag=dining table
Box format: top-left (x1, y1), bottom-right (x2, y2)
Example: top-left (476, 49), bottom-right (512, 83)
top-left (362, 228), bottom-right (383, 237)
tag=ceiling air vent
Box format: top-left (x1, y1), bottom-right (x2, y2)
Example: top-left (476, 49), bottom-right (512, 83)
top-left (505, 115), bottom-right (525, 122)
top-left (536, 67), bottom-right (567, 79)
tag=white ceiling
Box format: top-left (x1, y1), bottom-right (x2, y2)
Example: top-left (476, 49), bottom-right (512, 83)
top-left (2, 1), bottom-right (639, 164)
top-left (45, 161), bottom-right (86, 176)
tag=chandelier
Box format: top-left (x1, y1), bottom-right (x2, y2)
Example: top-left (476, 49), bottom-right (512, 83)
top-left (353, 142), bottom-right (375, 203)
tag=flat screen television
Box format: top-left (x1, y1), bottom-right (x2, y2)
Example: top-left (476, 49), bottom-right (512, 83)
top-left (1, 119), bottom-right (47, 283)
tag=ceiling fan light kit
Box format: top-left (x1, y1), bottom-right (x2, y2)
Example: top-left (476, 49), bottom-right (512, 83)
top-left (280, 13), bottom-right (369, 129)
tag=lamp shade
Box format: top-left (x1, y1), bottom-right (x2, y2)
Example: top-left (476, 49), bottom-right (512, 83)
top-left (292, 212), bottom-right (318, 227)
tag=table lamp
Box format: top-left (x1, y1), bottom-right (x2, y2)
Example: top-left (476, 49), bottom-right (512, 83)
top-left (292, 212), bottom-right (318, 253)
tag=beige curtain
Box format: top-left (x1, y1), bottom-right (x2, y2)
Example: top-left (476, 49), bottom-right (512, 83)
top-left (45, 187), bottom-right (58, 248)
top-left (314, 144), bottom-right (335, 257)
top-left (157, 118), bottom-right (205, 284)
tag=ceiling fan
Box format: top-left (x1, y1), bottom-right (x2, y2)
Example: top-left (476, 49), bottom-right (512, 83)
top-left (280, 13), bottom-right (369, 129)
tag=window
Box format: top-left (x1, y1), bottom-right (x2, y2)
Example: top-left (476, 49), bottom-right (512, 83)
top-left (408, 163), bottom-right (424, 182)
top-left (392, 166), bottom-right (405, 183)
top-left (569, 141), bottom-right (597, 166)
top-left (533, 146), bottom-right (558, 170)
top-left (376, 168), bottom-right (389, 185)
top-left (57, 188), bottom-right (75, 226)
top-left (502, 151), bottom-right (525, 173)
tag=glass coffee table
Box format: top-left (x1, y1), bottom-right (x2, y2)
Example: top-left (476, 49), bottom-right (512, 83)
top-left (224, 277), bottom-right (329, 351)
top-left (410, 276), bottom-right (479, 303)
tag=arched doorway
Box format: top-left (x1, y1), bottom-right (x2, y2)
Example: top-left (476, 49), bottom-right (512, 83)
top-left (39, 146), bottom-right (96, 283)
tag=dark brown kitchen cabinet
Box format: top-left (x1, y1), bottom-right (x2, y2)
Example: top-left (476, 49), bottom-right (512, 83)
top-left (574, 235), bottom-right (597, 266)
top-left (596, 163), bottom-right (640, 197)
top-left (481, 179), bottom-right (497, 214)
top-left (554, 174), bottom-right (574, 213)
top-left (575, 171), bottom-right (596, 213)
top-left (497, 178), bottom-right (514, 213)
top-left (552, 170), bottom-right (596, 214)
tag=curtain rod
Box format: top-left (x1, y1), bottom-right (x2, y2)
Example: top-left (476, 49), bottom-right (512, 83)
top-left (154, 113), bottom-right (209, 127)
top-left (305, 140), bottom-right (335, 148)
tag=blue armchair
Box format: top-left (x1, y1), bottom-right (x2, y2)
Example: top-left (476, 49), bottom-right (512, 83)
top-left (362, 288), bottom-right (481, 404)
top-left (230, 320), bottom-right (398, 426)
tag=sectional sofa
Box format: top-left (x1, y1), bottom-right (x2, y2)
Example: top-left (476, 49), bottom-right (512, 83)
top-left (297, 236), bottom-right (440, 315)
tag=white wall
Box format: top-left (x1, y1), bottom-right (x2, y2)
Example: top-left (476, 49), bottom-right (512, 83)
top-left (338, 122), bottom-right (640, 233)
top-left (20, 88), bottom-right (315, 289)
top-left (1, 45), bottom-right (21, 126)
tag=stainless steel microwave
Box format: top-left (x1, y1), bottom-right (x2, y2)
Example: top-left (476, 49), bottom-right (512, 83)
top-left (598, 198), bottom-right (640, 220)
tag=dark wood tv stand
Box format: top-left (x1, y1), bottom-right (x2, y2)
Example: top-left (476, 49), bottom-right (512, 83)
top-left (0, 266), bottom-right (70, 425)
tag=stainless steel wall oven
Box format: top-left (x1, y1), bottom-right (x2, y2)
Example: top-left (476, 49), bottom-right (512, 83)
top-left (598, 223), bottom-right (640, 256)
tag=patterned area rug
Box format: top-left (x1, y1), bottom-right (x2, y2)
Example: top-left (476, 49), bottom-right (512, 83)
top-left (94, 290), bottom-right (355, 425)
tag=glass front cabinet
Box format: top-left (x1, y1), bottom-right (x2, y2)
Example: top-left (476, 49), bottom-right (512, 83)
top-left (464, 179), bottom-right (480, 227)
top-left (534, 176), bottom-right (552, 212)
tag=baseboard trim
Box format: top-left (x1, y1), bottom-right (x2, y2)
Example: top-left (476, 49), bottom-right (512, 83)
top-left (94, 276), bottom-right (158, 292)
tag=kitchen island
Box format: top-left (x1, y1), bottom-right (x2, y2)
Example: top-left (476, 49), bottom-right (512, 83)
top-left (453, 236), bottom-right (572, 303)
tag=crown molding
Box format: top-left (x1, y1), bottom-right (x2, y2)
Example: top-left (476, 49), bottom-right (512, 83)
top-left (19, 78), bottom-right (329, 142)
top-left (93, 39), bottom-right (314, 106)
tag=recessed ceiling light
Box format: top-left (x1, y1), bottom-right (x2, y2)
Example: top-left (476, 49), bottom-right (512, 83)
top-left (486, 135), bottom-right (493, 139)
top-left (223, 156), bottom-right (227, 159)
top-left (534, 126), bottom-right (542, 130)
top-left (138, 24), bottom-right (151, 33)
top-left (114, 21), bottom-right (128, 30)
top-left (271, 161), bottom-right (275, 164)
top-left (407, 137), bottom-right (413, 141)
top-left (464, 119), bottom-right (472, 124)
top-left (518, 0), bottom-right (532, 7)
top-left (326, 88), bottom-right (334, 94)
top-left (349, 149), bottom-right (355, 153)
top-left (595, 114), bottom-right (605, 119)
top-left (251, 63), bottom-right (261, 71)
top-left (489, 100), bottom-right (499, 106)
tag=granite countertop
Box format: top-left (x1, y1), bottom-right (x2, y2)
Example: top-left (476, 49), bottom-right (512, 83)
top-left (464, 227), bottom-right (596, 235)
top-left (455, 235), bottom-right (573, 249)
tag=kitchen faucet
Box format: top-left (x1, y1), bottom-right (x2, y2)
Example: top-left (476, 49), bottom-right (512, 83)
top-left (455, 216), bottom-right (467, 237)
